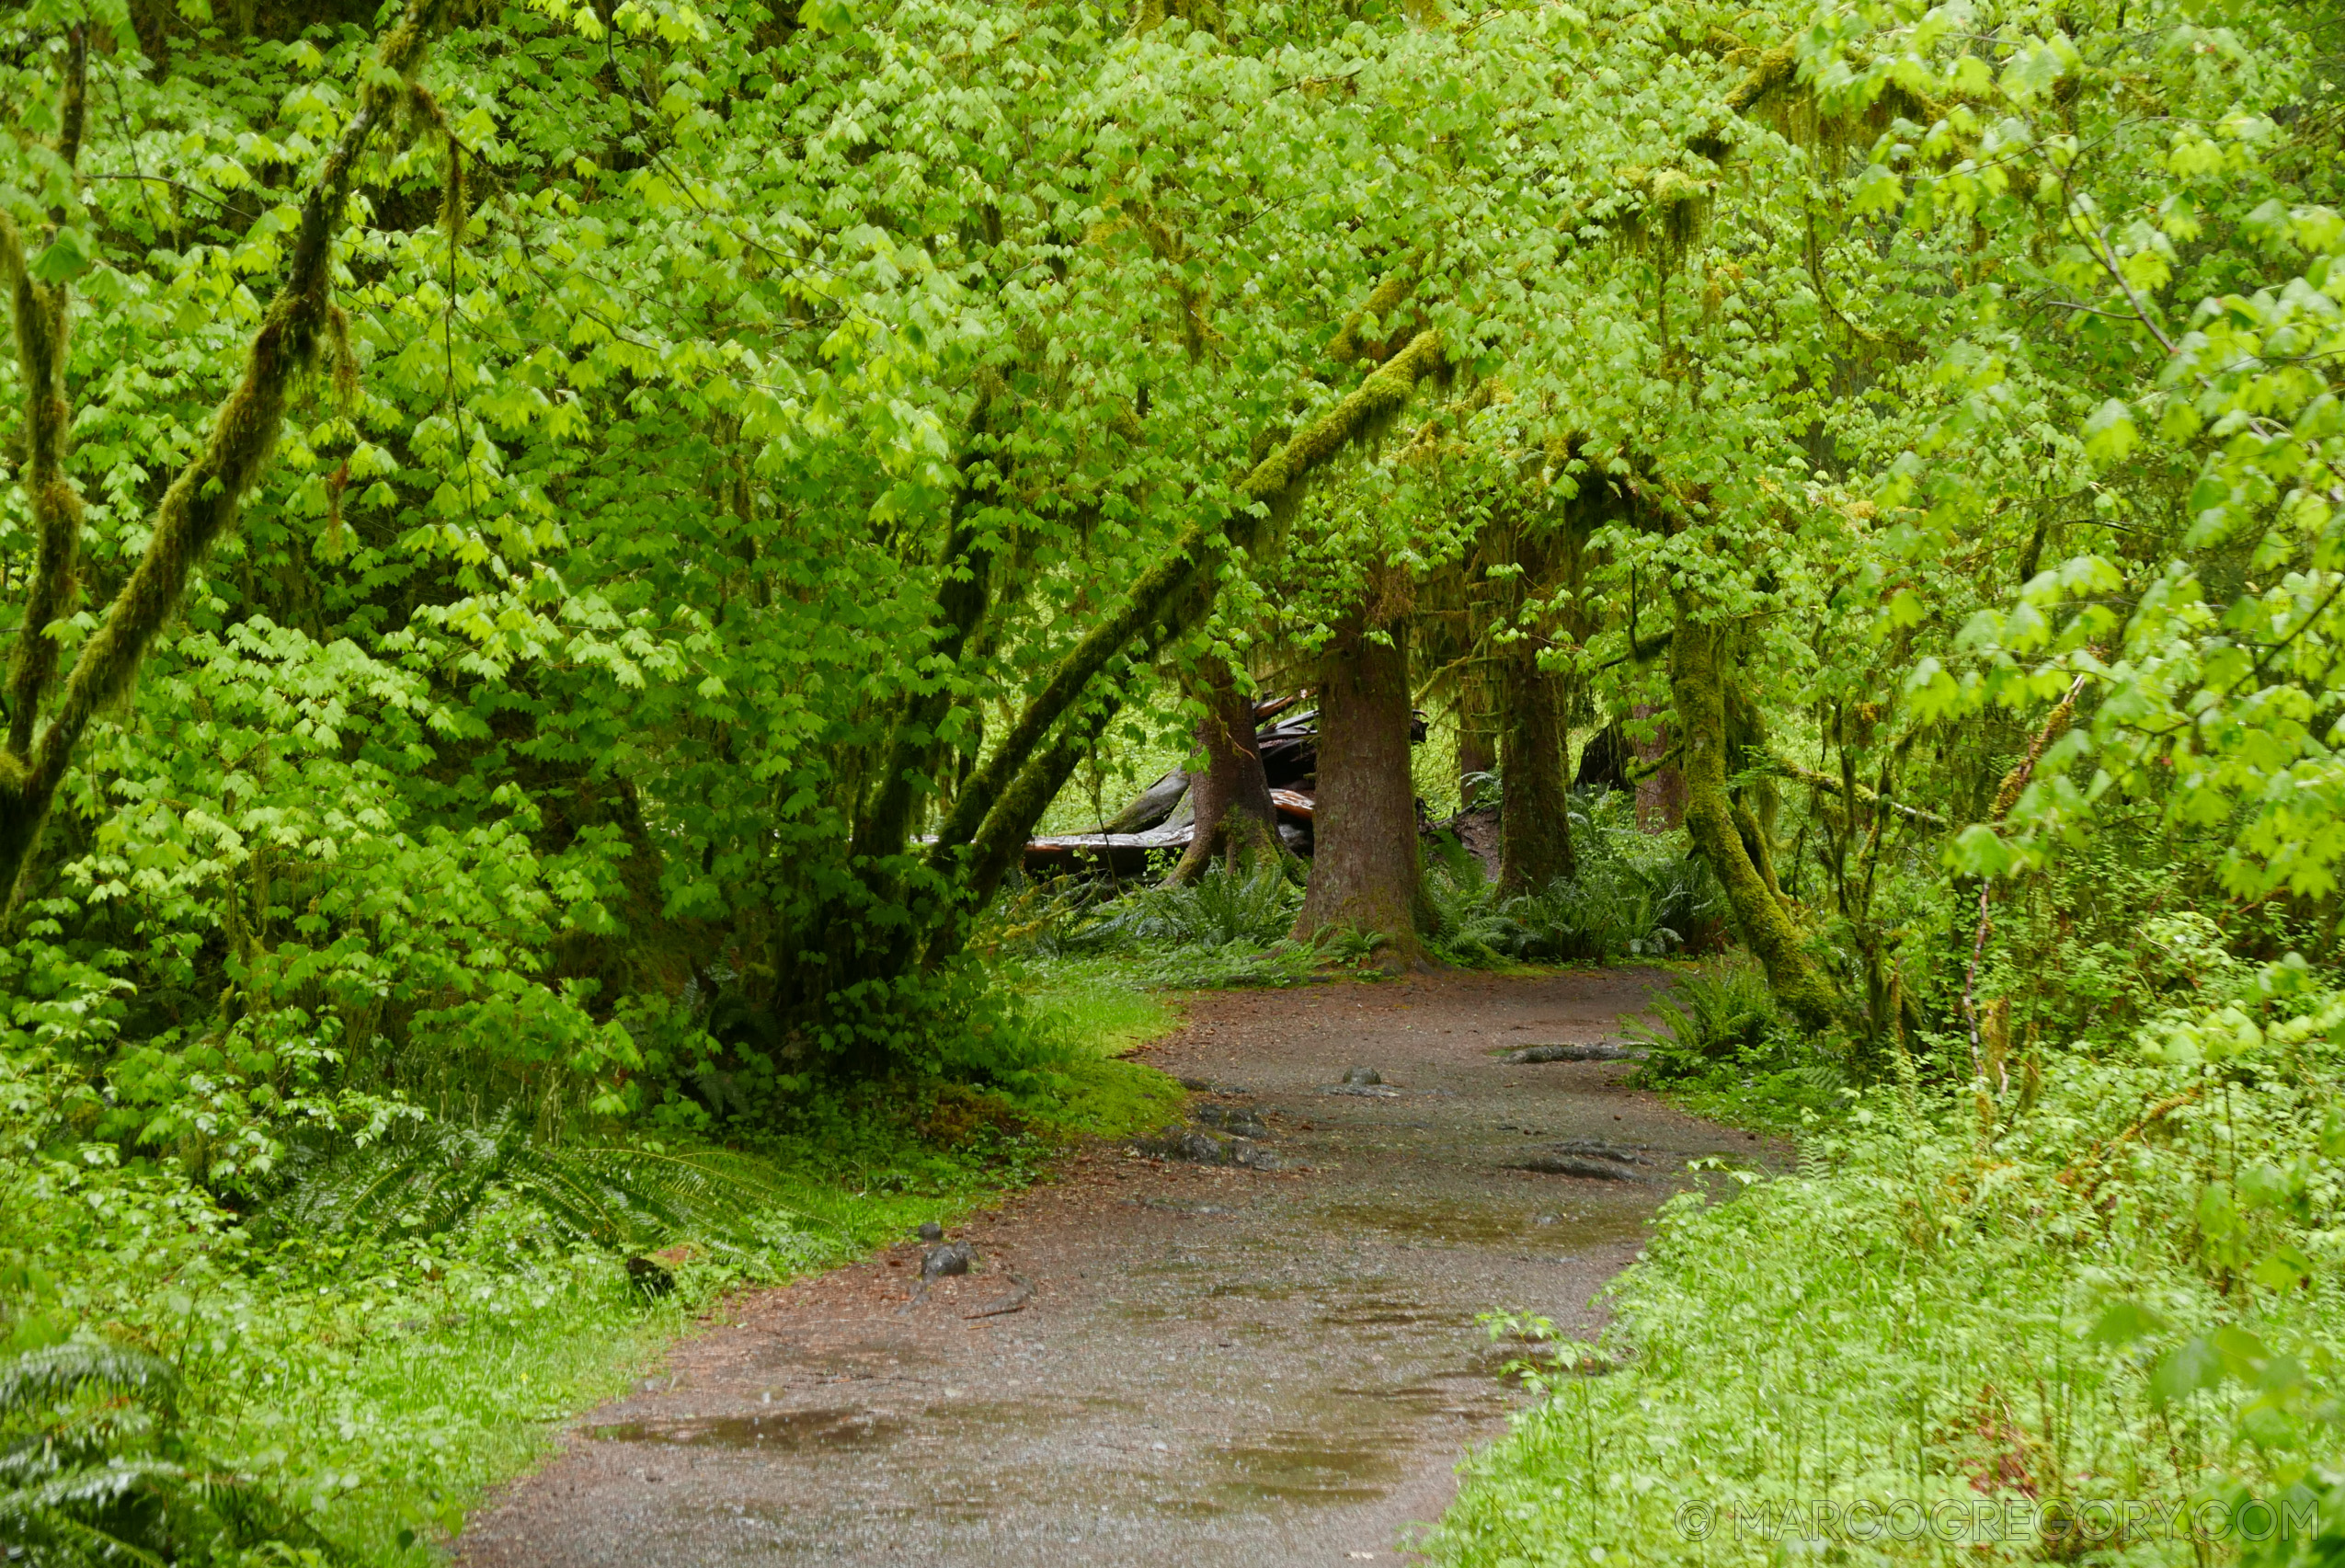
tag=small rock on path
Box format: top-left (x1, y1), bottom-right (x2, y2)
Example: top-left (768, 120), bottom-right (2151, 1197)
top-left (458, 967), bottom-right (1766, 1568)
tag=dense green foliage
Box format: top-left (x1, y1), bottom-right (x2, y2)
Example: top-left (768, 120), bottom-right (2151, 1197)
top-left (5, 0), bottom-right (2345, 1555)
top-left (2, 967), bottom-right (1177, 1562)
top-left (1435, 924), bottom-right (2345, 1565)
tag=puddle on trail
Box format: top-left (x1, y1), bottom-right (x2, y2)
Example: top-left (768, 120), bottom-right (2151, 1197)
top-left (1312, 1294), bottom-right (1460, 1330)
top-left (1313, 1196), bottom-right (1653, 1249)
top-left (1212, 1432), bottom-right (1404, 1506)
top-left (584, 1408), bottom-right (908, 1450)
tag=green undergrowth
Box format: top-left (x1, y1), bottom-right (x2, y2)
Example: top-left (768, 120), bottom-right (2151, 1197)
top-left (986, 792), bottom-right (1714, 987)
top-left (3, 968), bottom-right (1184, 1565)
top-left (1430, 946), bottom-right (2345, 1567)
top-left (1623, 955), bottom-right (1852, 1138)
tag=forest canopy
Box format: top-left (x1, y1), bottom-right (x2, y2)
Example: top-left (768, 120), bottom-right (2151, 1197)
top-left (0, 0), bottom-right (2333, 1120)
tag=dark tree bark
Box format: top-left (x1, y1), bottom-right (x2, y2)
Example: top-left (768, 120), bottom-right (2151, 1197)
top-left (1630, 703), bottom-right (1687, 830)
top-left (1574, 722), bottom-right (1630, 792)
top-left (1496, 636), bottom-right (1574, 895)
top-left (1171, 665), bottom-right (1279, 883)
top-left (1293, 614), bottom-right (1429, 964)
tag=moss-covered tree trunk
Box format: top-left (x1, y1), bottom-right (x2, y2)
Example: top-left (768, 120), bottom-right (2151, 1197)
top-left (1496, 634), bottom-right (1574, 896)
top-left (1669, 592), bottom-right (1840, 1031)
top-left (1294, 614), bottom-right (1429, 965)
top-left (1172, 665), bottom-right (1280, 882)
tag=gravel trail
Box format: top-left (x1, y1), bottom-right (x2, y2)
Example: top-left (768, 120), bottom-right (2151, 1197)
top-left (458, 967), bottom-right (1759, 1567)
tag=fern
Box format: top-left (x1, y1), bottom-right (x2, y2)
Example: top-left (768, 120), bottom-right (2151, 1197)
top-left (0, 1344), bottom-right (177, 1423)
top-left (1070, 861), bottom-right (1300, 951)
top-left (1424, 790), bottom-right (1726, 964)
top-left (255, 1113), bottom-right (823, 1255)
top-left (1, 1343), bottom-right (333, 1566)
top-left (1622, 957), bottom-right (1790, 1081)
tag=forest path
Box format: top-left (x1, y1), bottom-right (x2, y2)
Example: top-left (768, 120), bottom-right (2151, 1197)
top-left (458, 967), bottom-right (1760, 1567)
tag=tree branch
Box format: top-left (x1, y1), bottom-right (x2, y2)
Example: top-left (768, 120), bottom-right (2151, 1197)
top-left (925, 329), bottom-right (1448, 876)
top-left (1, 0), bottom-right (451, 916)
top-left (1771, 751), bottom-right (1947, 827)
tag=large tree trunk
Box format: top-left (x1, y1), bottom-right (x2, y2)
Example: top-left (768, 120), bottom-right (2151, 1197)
top-left (1668, 593), bottom-right (1840, 1031)
top-left (1495, 635), bottom-right (1574, 895)
top-left (1456, 727), bottom-right (1495, 806)
top-left (1628, 704), bottom-right (1687, 829)
top-left (1172, 665), bottom-right (1279, 882)
top-left (1294, 615), bottom-right (1429, 965)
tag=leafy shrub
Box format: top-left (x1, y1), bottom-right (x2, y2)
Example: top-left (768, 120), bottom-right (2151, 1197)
top-left (1429, 962), bottom-right (2345, 1568)
top-left (253, 1111), bottom-right (824, 1261)
top-left (1073, 860), bottom-right (1302, 950)
top-left (979, 862), bottom-right (1323, 989)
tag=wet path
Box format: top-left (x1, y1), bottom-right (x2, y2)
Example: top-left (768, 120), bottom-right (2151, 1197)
top-left (459, 968), bottom-right (1761, 1567)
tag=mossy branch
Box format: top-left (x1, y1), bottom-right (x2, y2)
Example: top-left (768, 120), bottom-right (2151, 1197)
top-left (1670, 595), bottom-right (1843, 1033)
top-left (0, 0), bottom-right (449, 916)
top-left (1772, 751), bottom-right (1947, 827)
top-left (966, 689), bottom-right (1130, 911)
top-left (1327, 265), bottom-right (1415, 364)
top-left (926, 330), bottom-right (1447, 877)
top-left (3, 28), bottom-right (90, 762)
top-left (848, 398), bottom-right (1010, 884)
top-left (1722, 43), bottom-right (1800, 117)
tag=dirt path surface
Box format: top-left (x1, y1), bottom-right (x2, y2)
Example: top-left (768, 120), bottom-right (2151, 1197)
top-left (460, 968), bottom-right (1759, 1567)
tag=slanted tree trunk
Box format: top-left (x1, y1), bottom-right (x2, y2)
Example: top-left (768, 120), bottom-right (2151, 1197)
top-left (1496, 636), bottom-right (1574, 895)
top-left (1171, 665), bottom-right (1279, 882)
top-left (1294, 614), bottom-right (1429, 965)
top-left (1668, 592), bottom-right (1840, 1032)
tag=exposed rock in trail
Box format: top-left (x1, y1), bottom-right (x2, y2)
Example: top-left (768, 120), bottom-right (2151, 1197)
top-left (916, 1221), bottom-right (944, 1242)
top-left (1144, 1129), bottom-right (1239, 1164)
top-left (1506, 1155), bottom-right (1646, 1180)
top-left (1544, 1139), bottom-right (1653, 1164)
top-left (1323, 1082), bottom-right (1401, 1098)
top-left (1506, 1140), bottom-right (1655, 1180)
top-left (1343, 1067), bottom-right (1383, 1085)
top-left (1502, 1042), bottom-right (1646, 1064)
top-left (1139, 1128), bottom-right (1285, 1170)
top-left (921, 1241), bottom-right (974, 1281)
top-left (1178, 1077), bottom-right (1253, 1094)
top-left (1135, 1196), bottom-right (1234, 1215)
top-left (1195, 1104), bottom-right (1270, 1139)
top-left (961, 1275), bottom-right (1034, 1320)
